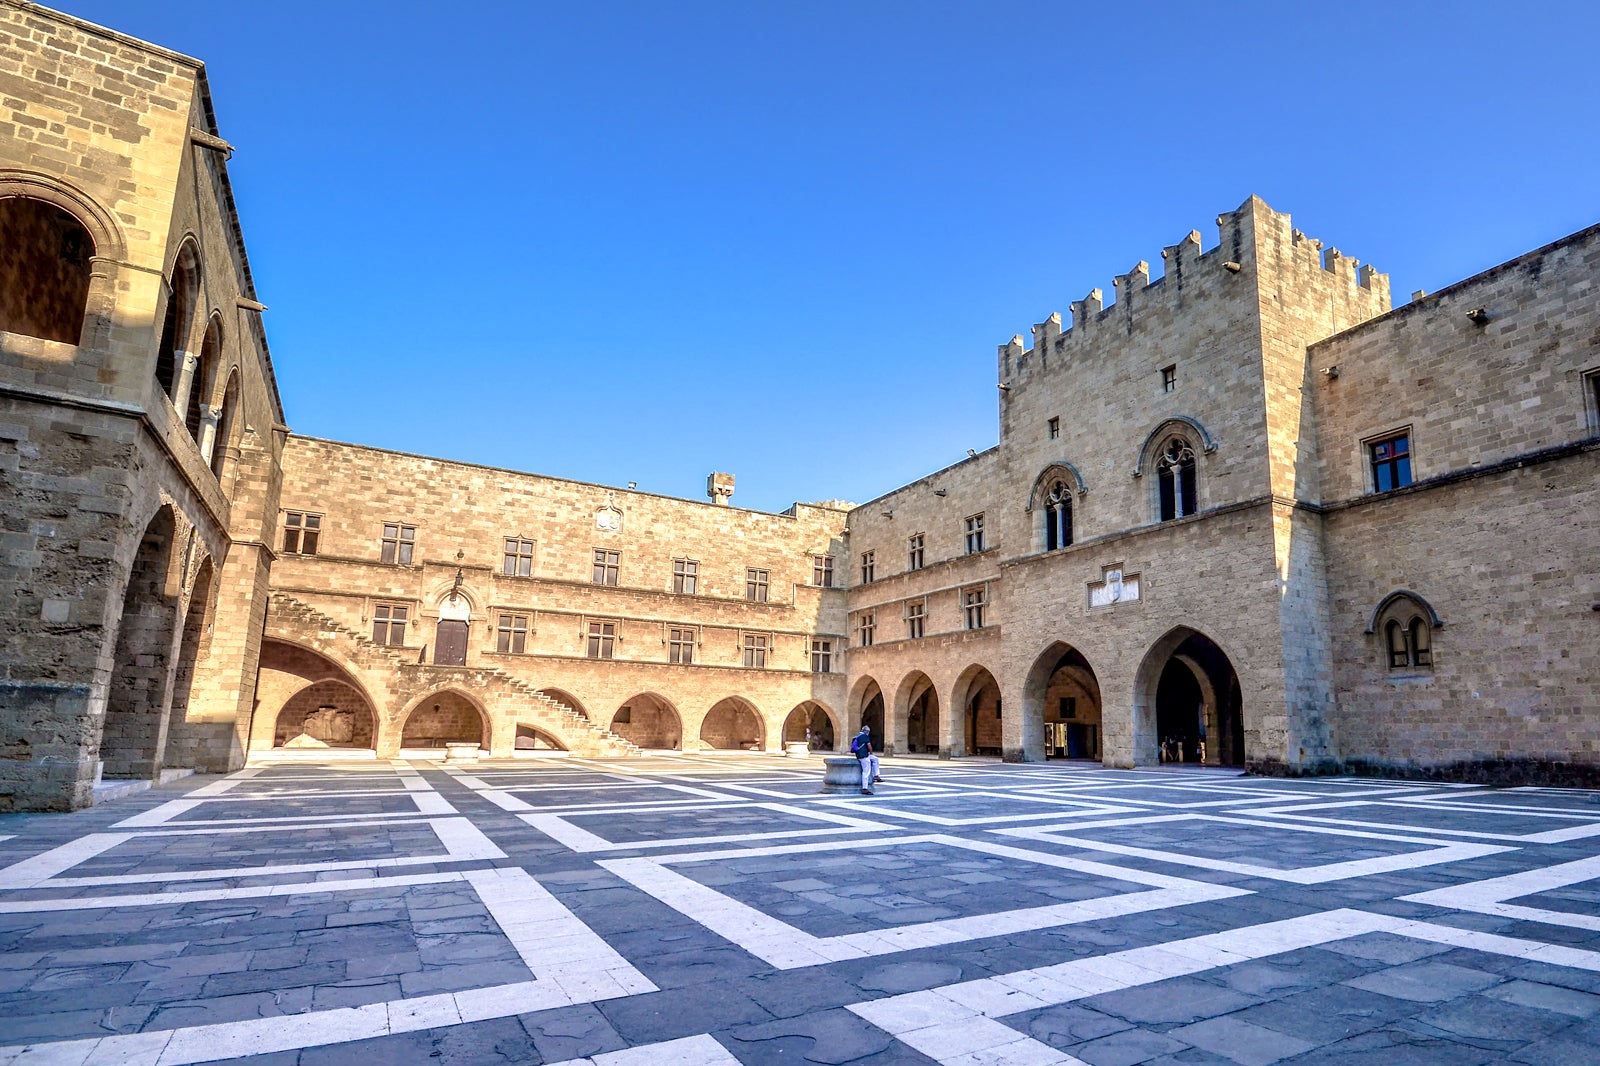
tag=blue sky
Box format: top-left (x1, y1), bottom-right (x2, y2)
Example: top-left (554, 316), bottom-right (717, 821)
top-left (62, 1), bottom-right (1600, 513)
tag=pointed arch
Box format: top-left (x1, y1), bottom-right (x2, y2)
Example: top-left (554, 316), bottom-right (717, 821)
top-left (1026, 462), bottom-right (1089, 507)
top-left (611, 692), bottom-right (681, 750)
top-left (1131, 416), bottom-right (1218, 477)
top-left (399, 689), bottom-right (489, 749)
top-left (1365, 589), bottom-right (1444, 634)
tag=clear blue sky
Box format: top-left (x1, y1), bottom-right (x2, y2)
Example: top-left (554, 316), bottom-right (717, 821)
top-left (60, 1), bottom-right (1600, 513)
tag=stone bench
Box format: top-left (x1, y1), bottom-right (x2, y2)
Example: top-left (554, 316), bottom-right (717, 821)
top-left (822, 755), bottom-right (864, 793)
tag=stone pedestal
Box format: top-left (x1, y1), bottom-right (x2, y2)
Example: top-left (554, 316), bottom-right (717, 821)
top-left (784, 741), bottom-right (810, 758)
top-left (822, 756), bottom-right (864, 793)
top-left (444, 742), bottom-right (481, 763)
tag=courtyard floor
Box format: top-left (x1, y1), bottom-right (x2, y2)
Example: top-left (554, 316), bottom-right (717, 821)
top-left (4, 756), bottom-right (1600, 1064)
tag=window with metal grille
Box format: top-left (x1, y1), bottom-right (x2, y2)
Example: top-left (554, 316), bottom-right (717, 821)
top-left (381, 523), bottom-right (415, 565)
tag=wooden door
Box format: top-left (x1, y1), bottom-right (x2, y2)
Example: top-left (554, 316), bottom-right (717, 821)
top-left (435, 620), bottom-right (468, 666)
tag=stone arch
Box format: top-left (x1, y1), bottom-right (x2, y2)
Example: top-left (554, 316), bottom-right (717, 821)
top-left (255, 638), bottom-right (384, 753)
top-left (699, 696), bottom-right (765, 751)
top-left (848, 676), bottom-right (886, 742)
top-left (101, 505), bottom-right (181, 780)
top-left (948, 664), bottom-right (1003, 758)
top-left (0, 193), bottom-right (96, 343)
top-left (1368, 590), bottom-right (1441, 673)
top-left (1133, 417), bottom-right (1217, 523)
top-left (611, 692), bottom-right (682, 750)
top-left (1131, 416), bottom-right (1218, 475)
top-left (399, 689), bottom-right (489, 750)
top-left (185, 313), bottom-right (222, 443)
top-left (0, 171), bottom-right (124, 352)
top-left (516, 725), bottom-right (567, 751)
top-left (892, 670), bottom-right (940, 755)
top-left (209, 367), bottom-right (241, 479)
top-left (1133, 627), bottom-right (1244, 767)
top-left (1021, 643), bottom-right (1101, 762)
top-left (163, 556), bottom-right (214, 768)
top-left (539, 687), bottom-right (590, 721)
top-left (783, 700), bottom-right (840, 751)
top-left (1027, 465), bottom-right (1082, 553)
top-left (156, 238), bottom-right (203, 402)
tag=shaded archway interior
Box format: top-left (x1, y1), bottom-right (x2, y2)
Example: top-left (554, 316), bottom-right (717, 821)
top-left (401, 692), bottom-right (488, 748)
top-left (611, 693), bottom-right (681, 749)
top-left (257, 639), bottom-right (379, 750)
top-left (1154, 631), bottom-right (1243, 766)
top-left (0, 195), bottom-right (93, 343)
top-left (1036, 647), bottom-right (1101, 760)
top-left (700, 697), bottom-right (763, 750)
top-left (101, 507), bottom-right (178, 779)
top-left (783, 701), bottom-right (835, 749)
top-left (961, 668), bottom-right (1002, 757)
top-left (902, 673), bottom-right (940, 754)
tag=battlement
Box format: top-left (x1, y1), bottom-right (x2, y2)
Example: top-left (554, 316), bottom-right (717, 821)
top-left (999, 196), bottom-right (1391, 384)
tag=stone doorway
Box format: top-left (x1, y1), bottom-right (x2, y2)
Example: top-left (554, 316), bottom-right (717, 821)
top-left (1138, 628), bottom-right (1244, 766)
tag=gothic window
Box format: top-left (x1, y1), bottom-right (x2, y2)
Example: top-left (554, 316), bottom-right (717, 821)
top-left (1045, 479), bottom-right (1073, 550)
top-left (907, 533), bottom-right (925, 571)
top-left (381, 523), bottom-right (415, 565)
top-left (282, 511), bottom-right (321, 555)
top-left (503, 537), bottom-right (534, 576)
top-left (1369, 432), bottom-right (1413, 492)
top-left (965, 513), bottom-right (986, 554)
top-left (746, 568), bottom-right (769, 602)
top-left (669, 627), bottom-right (695, 664)
top-left (496, 614), bottom-right (527, 654)
top-left (673, 558), bottom-right (698, 594)
top-left (1373, 593), bottom-right (1437, 673)
top-left (0, 197), bottom-right (94, 344)
top-left (592, 549), bottom-right (620, 585)
top-left (1157, 438), bottom-right (1197, 521)
top-left (372, 603), bottom-right (407, 646)
top-left (812, 555), bottom-right (833, 587)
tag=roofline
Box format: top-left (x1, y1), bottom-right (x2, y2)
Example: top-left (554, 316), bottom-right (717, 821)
top-left (849, 445), bottom-right (1001, 513)
top-left (12, 1), bottom-right (202, 67)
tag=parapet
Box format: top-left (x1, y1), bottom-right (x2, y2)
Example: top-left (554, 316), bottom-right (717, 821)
top-left (997, 196), bottom-right (1392, 383)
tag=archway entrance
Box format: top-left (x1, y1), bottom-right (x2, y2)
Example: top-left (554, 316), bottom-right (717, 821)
top-left (164, 556), bottom-right (213, 769)
top-left (854, 680), bottom-right (885, 743)
top-left (1137, 628), bottom-right (1243, 766)
top-left (516, 725), bottom-right (566, 751)
top-left (401, 692), bottom-right (488, 749)
top-left (101, 507), bottom-right (180, 780)
top-left (700, 698), bottom-right (764, 751)
top-left (274, 682), bottom-right (377, 748)
top-left (783, 701), bottom-right (836, 750)
top-left (963, 671), bottom-right (1002, 756)
top-left (1023, 644), bottom-right (1102, 761)
top-left (611, 693), bottom-right (681, 750)
top-left (895, 672), bottom-right (940, 754)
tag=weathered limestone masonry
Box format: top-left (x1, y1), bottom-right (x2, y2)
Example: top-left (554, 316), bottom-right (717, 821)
top-left (0, 2), bottom-right (284, 810)
top-left (259, 437), bottom-right (849, 757)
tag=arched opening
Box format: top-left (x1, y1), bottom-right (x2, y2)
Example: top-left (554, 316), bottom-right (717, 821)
top-left (155, 246), bottom-right (199, 400)
top-left (163, 557), bottom-right (214, 768)
top-left (1157, 437), bottom-right (1197, 521)
top-left (894, 671), bottom-right (940, 755)
top-left (433, 593), bottom-right (470, 666)
top-left (256, 639), bottom-right (381, 753)
top-left (274, 682), bottom-right (378, 748)
top-left (850, 678), bottom-right (885, 745)
top-left (1370, 591), bottom-right (1440, 674)
top-left (101, 507), bottom-right (181, 780)
top-left (783, 701), bottom-right (837, 750)
top-left (401, 691), bottom-right (488, 750)
top-left (516, 725), bottom-right (567, 751)
top-left (0, 195), bottom-right (94, 343)
top-left (210, 369), bottom-right (240, 479)
top-left (700, 697), bottom-right (764, 751)
top-left (953, 667), bottom-right (1003, 757)
top-left (539, 688), bottom-right (590, 721)
top-left (1135, 628), bottom-right (1243, 767)
top-left (611, 693), bottom-right (681, 750)
top-left (1021, 645), bottom-right (1101, 761)
top-left (186, 317), bottom-right (220, 443)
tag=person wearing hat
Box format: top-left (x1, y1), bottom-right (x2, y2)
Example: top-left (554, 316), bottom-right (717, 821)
top-left (850, 724), bottom-right (882, 795)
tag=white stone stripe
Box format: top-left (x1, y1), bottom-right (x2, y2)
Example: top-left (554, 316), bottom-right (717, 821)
top-left (0, 833), bottom-right (124, 889)
top-left (0, 872), bottom-right (468, 913)
top-left (1400, 852), bottom-right (1600, 929)
top-left (184, 769), bottom-right (259, 797)
top-left (522, 800), bottom-right (886, 854)
top-left (544, 1033), bottom-right (742, 1065)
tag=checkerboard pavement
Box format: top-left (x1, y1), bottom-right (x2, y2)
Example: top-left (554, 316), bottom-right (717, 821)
top-left (5, 755), bottom-right (1600, 1064)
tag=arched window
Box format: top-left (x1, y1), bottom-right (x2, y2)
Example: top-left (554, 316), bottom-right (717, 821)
top-left (1157, 437), bottom-right (1197, 521)
top-left (1045, 479), bottom-right (1072, 551)
top-left (1371, 591), bottom-right (1438, 672)
top-left (210, 370), bottom-right (240, 479)
top-left (0, 196), bottom-right (95, 343)
top-left (155, 245), bottom-right (200, 400)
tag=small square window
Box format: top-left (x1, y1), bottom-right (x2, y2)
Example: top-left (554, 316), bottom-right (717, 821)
top-left (742, 633), bottom-right (768, 668)
top-left (1161, 365), bottom-right (1177, 392)
top-left (907, 534), bottom-right (924, 571)
top-left (812, 555), bottom-right (834, 587)
top-left (673, 558), bottom-right (698, 595)
top-left (964, 513), bottom-right (985, 554)
top-left (1047, 416), bottom-right (1060, 439)
top-left (283, 511), bottom-right (321, 556)
top-left (380, 523), bottom-right (415, 565)
top-left (669, 627), bottom-right (695, 664)
top-left (811, 639), bottom-right (832, 673)
top-left (586, 621), bottom-right (616, 659)
top-left (496, 613), bottom-right (527, 654)
top-left (1369, 432), bottom-right (1413, 493)
top-left (746, 568), bottom-right (769, 602)
top-left (592, 549), bottom-right (620, 585)
top-left (503, 537), bottom-right (535, 576)
top-left (372, 602), bottom-right (407, 645)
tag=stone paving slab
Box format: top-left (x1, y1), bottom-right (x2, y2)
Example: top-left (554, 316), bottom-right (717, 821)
top-left (5, 756), bottom-right (1600, 1062)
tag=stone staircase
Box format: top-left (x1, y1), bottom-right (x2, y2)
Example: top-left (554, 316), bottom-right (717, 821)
top-left (268, 593), bottom-right (640, 757)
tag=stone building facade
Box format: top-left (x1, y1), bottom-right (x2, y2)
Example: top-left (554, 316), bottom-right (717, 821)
top-left (1, 2), bottom-right (284, 809)
top-left (1, 3), bottom-right (1596, 809)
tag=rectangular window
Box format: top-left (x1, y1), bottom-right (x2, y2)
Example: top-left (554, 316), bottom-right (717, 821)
top-left (742, 633), bottom-right (768, 668)
top-left (1585, 368), bottom-right (1600, 431)
top-left (1047, 416), bottom-right (1060, 439)
top-left (907, 533), bottom-right (924, 571)
top-left (905, 599), bottom-right (925, 639)
top-left (746, 568), bottom-right (769, 602)
top-left (282, 511), bottom-right (321, 555)
top-left (812, 555), bottom-right (834, 587)
top-left (495, 613), bottom-right (528, 654)
top-left (963, 586), bottom-right (987, 630)
top-left (503, 537), bottom-right (535, 577)
top-left (1369, 432), bottom-right (1413, 492)
top-left (669, 627), bottom-right (695, 664)
top-left (592, 549), bottom-right (620, 585)
top-left (372, 602), bottom-right (407, 645)
top-left (672, 558), bottom-right (698, 594)
top-left (965, 513), bottom-right (986, 554)
top-left (861, 550), bottom-right (875, 584)
top-left (811, 639), bottom-right (832, 673)
top-left (1162, 364), bottom-right (1177, 393)
top-left (586, 620), bottom-right (616, 659)
top-left (858, 611), bottom-right (875, 647)
top-left (380, 523), bottom-right (415, 565)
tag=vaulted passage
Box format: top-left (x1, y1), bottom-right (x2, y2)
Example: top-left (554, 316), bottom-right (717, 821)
top-left (274, 681), bottom-right (376, 748)
top-left (101, 508), bottom-right (181, 780)
top-left (961, 668), bottom-right (1002, 756)
top-left (1138, 628), bottom-right (1243, 766)
top-left (401, 692), bottom-right (487, 749)
top-left (611, 693), bottom-right (681, 750)
top-left (0, 196), bottom-right (93, 343)
top-left (700, 698), bottom-right (763, 751)
top-left (898, 672), bottom-right (940, 754)
top-left (783, 701), bottom-right (835, 750)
